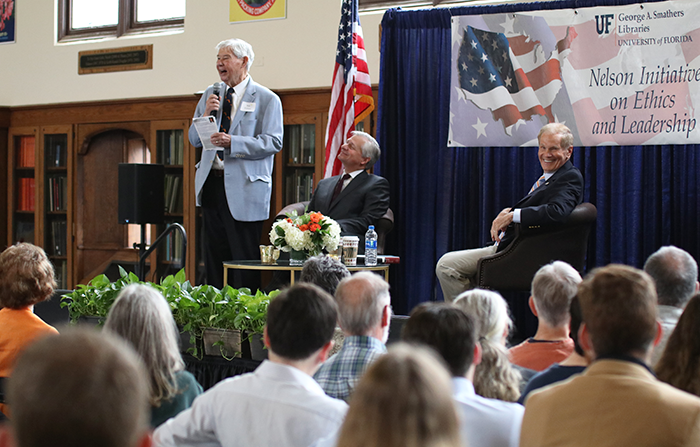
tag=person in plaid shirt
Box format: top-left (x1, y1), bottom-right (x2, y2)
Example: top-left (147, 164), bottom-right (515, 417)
top-left (314, 272), bottom-right (391, 402)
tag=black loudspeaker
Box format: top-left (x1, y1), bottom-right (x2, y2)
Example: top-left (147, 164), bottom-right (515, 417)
top-left (118, 163), bottom-right (165, 224)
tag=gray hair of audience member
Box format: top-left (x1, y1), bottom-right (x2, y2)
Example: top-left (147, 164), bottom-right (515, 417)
top-left (578, 264), bottom-right (658, 358)
top-left (337, 343), bottom-right (462, 447)
top-left (216, 38), bottom-right (255, 70)
top-left (6, 328), bottom-right (150, 447)
top-left (351, 130), bottom-right (381, 169)
top-left (538, 122), bottom-right (574, 149)
top-left (299, 255), bottom-right (351, 296)
top-left (643, 245), bottom-right (698, 308)
top-left (454, 289), bottom-right (522, 402)
top-left (531, 261), bottom-right (582, 328)
top-left (335, 271), bottom-right (391, 337)
top-left (104, 283), bottom-right (184, 408)
top-left (454, 289), bottom-right (512, 344)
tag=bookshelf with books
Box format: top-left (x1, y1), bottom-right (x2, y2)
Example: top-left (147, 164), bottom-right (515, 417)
top-left (40, 127), bottom-right (73, 290)
top-left (150, 120), bottom-right (194, 281)
top-left (280, 114), bottom-right (324, 207)
top-left (8, 127), bottom-right (37, 248)
top-left (7, 126), bottom-right (73, 289)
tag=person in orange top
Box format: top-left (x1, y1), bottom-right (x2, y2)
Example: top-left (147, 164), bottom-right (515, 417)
top-left (508, 261), bottom-right (581, 371)
top-left (0, 243), bottom-right (59, 415)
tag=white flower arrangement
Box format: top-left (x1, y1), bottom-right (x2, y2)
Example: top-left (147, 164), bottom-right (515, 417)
top-left (270, 211), bottom-right (341, 256)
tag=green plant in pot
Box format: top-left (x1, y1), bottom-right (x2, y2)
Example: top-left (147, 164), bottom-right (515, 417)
top-left (228, 287), bottom-right (279, 360)
top-left (61, 266), bottom-right (140, 324)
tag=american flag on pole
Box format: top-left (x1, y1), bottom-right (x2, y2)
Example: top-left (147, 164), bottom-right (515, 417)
top-left (457, 25), bottom-right (574, 133)
top-left (323, 0), bottom-right (374, 178)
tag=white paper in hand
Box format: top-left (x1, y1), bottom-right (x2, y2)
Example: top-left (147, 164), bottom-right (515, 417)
top-left (193, 116), bottom-right (220, 151)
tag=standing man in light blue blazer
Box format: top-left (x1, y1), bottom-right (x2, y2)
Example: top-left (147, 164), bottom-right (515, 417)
top-left (189, 38), bottom-right (283, 290)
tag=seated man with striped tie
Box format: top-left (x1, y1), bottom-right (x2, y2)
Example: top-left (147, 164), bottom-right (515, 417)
top-left (307, 131), bottom-right (390, 251)
top-left (436, 123), bottom-right (583, 302)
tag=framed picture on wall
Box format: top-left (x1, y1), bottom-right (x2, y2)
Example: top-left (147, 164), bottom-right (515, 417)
top-left (230, 0), bottom-right (286, 23)
top-left (0, 0), bottom-right (15, 44)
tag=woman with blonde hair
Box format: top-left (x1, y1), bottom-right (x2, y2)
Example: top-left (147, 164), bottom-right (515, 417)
top-left (335, 343), bottom-right (462, 447)
top-left (656, 293), bottom-right (700, 396)
top-left (105, 283), bottom-right (202, 427)
top-left (454, 288), bottom-right (522, 402)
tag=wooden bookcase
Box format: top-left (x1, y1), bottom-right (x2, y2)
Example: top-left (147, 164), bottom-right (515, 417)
top-left (7, 125), bottom-right (74, 289)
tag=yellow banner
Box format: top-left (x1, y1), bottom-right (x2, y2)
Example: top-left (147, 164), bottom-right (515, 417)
top-left (230, 0), bottom-right (286, 23)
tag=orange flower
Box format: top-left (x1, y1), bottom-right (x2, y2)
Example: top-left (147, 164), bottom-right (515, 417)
top-left (310, 223), bottom-right (321, 232)
top-left (310, 212), bottom-right (323, 223)
top-left (299, 224), bottom-right (309, 232)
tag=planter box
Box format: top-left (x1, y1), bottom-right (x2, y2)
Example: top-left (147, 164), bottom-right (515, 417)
top-left (202, 328), bottom-right (241, 358)
top-left (248, 332), bottom-right (268, 361)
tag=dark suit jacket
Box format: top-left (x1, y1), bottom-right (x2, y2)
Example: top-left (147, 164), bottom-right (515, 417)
top-left (498, 160), bottom-right (583, 252)
top-left (307, 171), bottom-right (390, 249)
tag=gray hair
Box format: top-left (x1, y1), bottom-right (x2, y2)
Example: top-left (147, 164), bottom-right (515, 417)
top-left (538, 123), bottom-right (574, 150)
top-left (454, 289), bottom-right (512, 344)
top-left (335, 271), bottom-right (391, 336)
top-left (216, 38), bottom-right (255, 71)
top-left (300, 255), bottom-right (351, 296)
top-left (351, 130), bottom-right (381, 170)
top-left (104, 284), bottom-right (184, 407)
top-left (644, 246), bottom-right (698, 308)
top-left (531, 261), bottom-right (582, 328)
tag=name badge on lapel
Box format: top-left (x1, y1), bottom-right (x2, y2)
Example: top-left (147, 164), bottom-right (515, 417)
top-left (240, 102), bottom-right (256, 112)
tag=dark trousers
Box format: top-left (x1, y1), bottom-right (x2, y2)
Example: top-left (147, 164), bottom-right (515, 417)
top-left (201, 173), bottom-right (262, 291)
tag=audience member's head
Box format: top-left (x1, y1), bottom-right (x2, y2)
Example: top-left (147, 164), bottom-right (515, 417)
top-left (454, 289), bottom-right (521, 401)
top-left (265, 283), bottom-right (338, 361)
top-left (335, 272), bottom-right (391, 342)
top-left (656, 293), bottom-right (700, 396)
top-left (299, 255), bottom-right (350, 296)
top-left (644, 246), bottom-right (699, 308)
top-left (105, 284), bottom-right (184, 408)
top-left (402, 302), bottom-right (478, 378)
top-left (336, 343), bottom-right (462, 447)
top-left (578, 264), bottom-right (659, 360)
top-left (3, 328), bottom-right (150, 447)
top-left (531, 261), bottom-right (582, 328)
top-left (0, 243), bottom-right (56, 309)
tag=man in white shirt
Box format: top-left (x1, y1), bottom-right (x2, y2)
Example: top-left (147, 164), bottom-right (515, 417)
top-left (402, 302), bottom-right (524, 447)
top-left (154, 283), bottom-right (348, 447)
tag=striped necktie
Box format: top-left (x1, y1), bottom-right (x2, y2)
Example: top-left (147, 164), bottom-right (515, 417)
top-left (529, 174), bottom-right (546, 194)
top-left (219, 87), bottom-right (234, 133)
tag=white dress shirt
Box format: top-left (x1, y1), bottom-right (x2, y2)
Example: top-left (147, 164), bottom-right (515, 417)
top-left (452, 377), bottom-right (524, 447)
top-left (154, 360), bottom-right (348, 447)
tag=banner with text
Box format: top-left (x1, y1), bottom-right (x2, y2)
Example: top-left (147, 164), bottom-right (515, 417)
top-left (449, 0), bottom-right (700, 147)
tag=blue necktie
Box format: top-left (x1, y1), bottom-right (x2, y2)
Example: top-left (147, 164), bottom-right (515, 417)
top-left (529, 174), bottom-right (546, 194)
top-left (219, 87), bottom-right (234, 133)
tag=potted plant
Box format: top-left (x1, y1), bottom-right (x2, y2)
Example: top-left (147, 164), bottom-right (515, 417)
top-left (227, 287), bottom-right (279, 360)
top-left (61, 267), bottom-right (278, 361)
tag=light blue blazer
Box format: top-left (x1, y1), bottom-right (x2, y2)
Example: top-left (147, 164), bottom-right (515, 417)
top-left (190, 77), bottom-right (283, 222)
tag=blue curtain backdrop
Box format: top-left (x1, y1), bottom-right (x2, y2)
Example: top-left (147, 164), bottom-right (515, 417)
top-left (376, 0), bottom-right (700, 315)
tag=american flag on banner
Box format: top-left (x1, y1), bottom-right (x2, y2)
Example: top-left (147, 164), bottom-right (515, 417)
top-left (323, 0), bottom-right (374, 178)
top-left (456, 25), bottom-right (574, 133)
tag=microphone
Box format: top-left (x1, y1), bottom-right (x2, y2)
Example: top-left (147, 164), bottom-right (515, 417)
top-left (210, 84), bottom-right (220, 117)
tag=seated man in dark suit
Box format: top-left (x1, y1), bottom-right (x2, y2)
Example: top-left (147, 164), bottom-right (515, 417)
top-left (307, 131), bottom-right (390, 251)
top-left (436, 123), bottom-right (583, 302)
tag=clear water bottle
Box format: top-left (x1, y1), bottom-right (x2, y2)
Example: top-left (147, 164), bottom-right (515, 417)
top-left (365, 225), bottom-right (378, 266)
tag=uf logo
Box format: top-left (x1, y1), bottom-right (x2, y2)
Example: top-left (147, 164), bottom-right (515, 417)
top-left (596, 14), bottom-right (614, 35)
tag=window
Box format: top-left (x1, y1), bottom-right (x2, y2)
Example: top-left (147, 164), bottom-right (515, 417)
top-left (58, 0), bottom-right (185, 42)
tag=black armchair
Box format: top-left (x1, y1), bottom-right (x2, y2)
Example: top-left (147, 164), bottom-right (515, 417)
top-left (275, 201), bottom-right (394, 254)
top-left (475, 203), bottom-right (597, 292)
